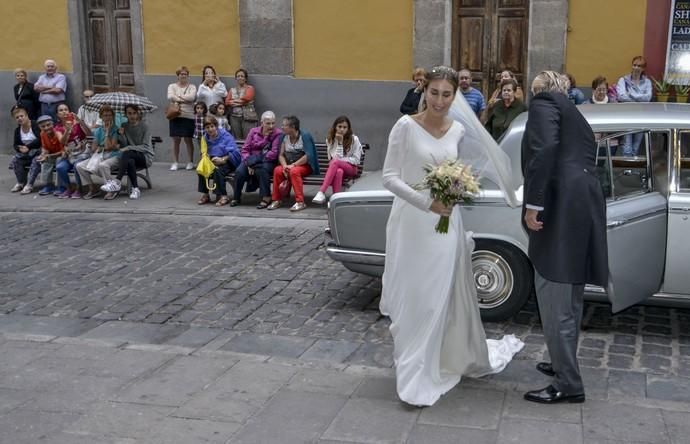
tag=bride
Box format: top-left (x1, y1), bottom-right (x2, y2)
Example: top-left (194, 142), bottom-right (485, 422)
top-left (380, 66), bottom-right (524, 406)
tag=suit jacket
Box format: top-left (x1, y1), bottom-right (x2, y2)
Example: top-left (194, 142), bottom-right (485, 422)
top-left (521, 92), bottom-right (608, 286)
top-left (13, 82), bottom-right (39, 119)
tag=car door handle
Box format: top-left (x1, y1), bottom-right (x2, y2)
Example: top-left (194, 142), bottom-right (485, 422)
top-left (606, 220), bottom-right (626, 228)
top-left (670, 207), bottom-right (690, 212)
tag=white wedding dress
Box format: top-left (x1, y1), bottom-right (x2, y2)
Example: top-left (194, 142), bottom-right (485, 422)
top-left (380, 113), bottom-right (523, 406)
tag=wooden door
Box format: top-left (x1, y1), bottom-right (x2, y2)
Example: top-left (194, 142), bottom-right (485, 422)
top-left (86, 0), bottom-right (135, 93)
top-left (452, 0), bottom-right (529, 97)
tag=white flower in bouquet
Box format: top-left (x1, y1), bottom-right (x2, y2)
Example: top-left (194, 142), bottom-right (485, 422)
top-left (413, 159), bottom-right (481, 233)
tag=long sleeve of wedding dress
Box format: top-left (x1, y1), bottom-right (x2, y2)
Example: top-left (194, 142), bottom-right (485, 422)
top-left (382, 117), bottom-right (434, 212)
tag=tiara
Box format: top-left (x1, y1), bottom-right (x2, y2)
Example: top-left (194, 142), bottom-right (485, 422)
top-left (430, 66), bottom-right (457, 75)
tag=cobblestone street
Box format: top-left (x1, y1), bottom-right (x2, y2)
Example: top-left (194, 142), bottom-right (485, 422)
top-left (2, 211), bottom-right (690, 443)
top-left (2, 211), bottom-right (690, 381)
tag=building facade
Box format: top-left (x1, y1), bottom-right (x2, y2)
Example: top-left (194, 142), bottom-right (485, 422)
top-left (0, 0), bottom-right (661, 167)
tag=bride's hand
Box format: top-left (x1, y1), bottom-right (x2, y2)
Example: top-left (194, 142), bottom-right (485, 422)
top-left (430, 200), bottom-right (452, 217)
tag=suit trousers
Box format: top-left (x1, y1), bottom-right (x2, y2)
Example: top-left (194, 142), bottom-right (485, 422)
top-left (534, 270), bottom-right (585, 394)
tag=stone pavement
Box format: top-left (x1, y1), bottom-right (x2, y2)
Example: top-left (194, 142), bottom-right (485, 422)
top-left (1, 159), bottom-right (690, 442)
top-left (0, 155), bottom-right (328, 219)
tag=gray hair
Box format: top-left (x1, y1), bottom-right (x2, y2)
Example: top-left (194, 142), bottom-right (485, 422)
top-left (531, 70), bottom-right (569, 95)
top-left (261, 110), bottom-right (276, 121)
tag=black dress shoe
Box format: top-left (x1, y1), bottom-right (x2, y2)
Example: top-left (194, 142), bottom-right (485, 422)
top-left (536, 362), bottom-right (555, 377)
top-left (524, 385), bottom-right (585, 404)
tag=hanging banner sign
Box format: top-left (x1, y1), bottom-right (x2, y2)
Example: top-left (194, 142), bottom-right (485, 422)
top-left (666, 0), bottom-right (690, 84)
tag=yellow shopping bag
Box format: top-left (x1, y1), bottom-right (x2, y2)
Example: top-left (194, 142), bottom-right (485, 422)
top-left (196, 136), bottom-right (216, 191)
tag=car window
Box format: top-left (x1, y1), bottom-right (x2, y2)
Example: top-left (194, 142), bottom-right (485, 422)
top-left (649, 131), bottom-right (669, 196)
top-left (595, 130), bottom-right (655, 200)
top-left (679, 131), bottom-right (690, 191)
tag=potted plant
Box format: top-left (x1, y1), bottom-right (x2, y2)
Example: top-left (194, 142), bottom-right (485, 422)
top-left (675, 84), bottom-right (690, 103)
top-left (651, 77), bottom-right (671, 102)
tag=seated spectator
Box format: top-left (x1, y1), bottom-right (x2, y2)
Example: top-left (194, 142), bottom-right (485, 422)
top-left (565, 73), bottom-right (586, 105)
top-left (458, 69), bottom-right (485, 117)
top-left (616, 56), bottom-right (652, 156)
top-left (400, 67), bottom-right (427, 115)
top-left (76, 105), bottom-right (121, 199)
top-left (232, 110), bottom-right (281, 208)
top-left (210, 102), bottom-right (230, 132)
top-left (13, 68), bottom-right (39, 120)
top-left (197, 116), bottom-right (240, 207)
top-left (54, 103), bottom-right (92, 198)
top-left (485, 70), bottom-right (524, 121)
top-left (313, 115), bottom-right (363, 204)
top-left (10, 106), bottom-right (41, 193)
top-left (35, 115), bottom-right (65, 196)
top-left (100, 104), bottom-right (154, 200)
top-left (77, 90), bottom-right (102, 130)
top-left (267, 116), bottom-right (319, 212)
top-left (484, 79), bottom-right (527, 141)
top-left (589, 76), bottom-right (613, 104)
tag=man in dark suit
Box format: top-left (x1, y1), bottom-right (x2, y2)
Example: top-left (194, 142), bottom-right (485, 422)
top-left (521, 71), bottom-right (608, 404)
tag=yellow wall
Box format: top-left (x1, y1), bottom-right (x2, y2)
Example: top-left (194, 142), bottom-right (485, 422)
top-left (294, 0), bottom-right (414, 80)
top-left (0, 0), bottom-right (72, 72)
top-left (566, 0), bottom-right (647, 88)
top-left (142, 0), bottom-right (240, 76)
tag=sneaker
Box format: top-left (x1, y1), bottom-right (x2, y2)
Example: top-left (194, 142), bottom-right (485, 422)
top-left (290, 202), bottom-right (307, 212)
top-left (20, 185), bottom-right (33, 195)
top-left (312, 191), bottom-right (326, 204)
top-left (129, 187), bottom-right (141, 199)
top-left (100, 179), bottom-right (121, 193)
top-left (53, 187), bottom-right (66, 196)
top-left (57, 190), bottom-right (71, 199)
top-left (267, 201), bottom-right (281, 210)
top-left (185, 162), bottom-right (195, 170)
top-left (170, 162), bottom-right (179, 171)
top-left (10, 183), bottom-right (23, 193)
top-left (70, 190), bottom-right (82, 199)
top-left (38, 186), bottom-right (54, 196)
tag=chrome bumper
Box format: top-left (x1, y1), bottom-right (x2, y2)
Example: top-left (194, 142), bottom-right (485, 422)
top-left (324, 228), bottom-right (386, 266)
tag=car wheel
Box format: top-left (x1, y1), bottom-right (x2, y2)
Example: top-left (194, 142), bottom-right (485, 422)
top-left (472, 239), bottom-right (533, 322)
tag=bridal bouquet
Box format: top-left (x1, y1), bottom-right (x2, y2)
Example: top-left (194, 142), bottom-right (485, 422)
top-left (413, 159), bottom-right (481, 234)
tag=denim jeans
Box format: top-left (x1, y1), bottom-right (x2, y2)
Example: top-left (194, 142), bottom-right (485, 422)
top-left (622, 133), bottom-right (644, 157)
top-left (56, 158), bottom-right (83, 189)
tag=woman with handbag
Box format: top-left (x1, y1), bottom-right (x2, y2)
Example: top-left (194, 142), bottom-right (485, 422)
top-left (267, 115), bottom-right (319, 212)
top-left (225, 68), bottom-right (257, 140)
top-left (166, 66), bottom-right (197, 171)
top-left (76, 105), bottom-right (121, 199)
top-left (231, 110), bottom-right (281, 208)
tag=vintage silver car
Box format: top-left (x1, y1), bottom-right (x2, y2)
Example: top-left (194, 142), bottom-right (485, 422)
top-left (325, 103), bottom-right (690, 321)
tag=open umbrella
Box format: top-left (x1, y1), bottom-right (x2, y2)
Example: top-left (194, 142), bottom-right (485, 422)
top-left (82, 92), bottom-right (158, 114)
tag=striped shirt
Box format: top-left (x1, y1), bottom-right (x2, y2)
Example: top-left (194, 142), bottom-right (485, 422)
top-left (462, 87), bottom-right (486, 115)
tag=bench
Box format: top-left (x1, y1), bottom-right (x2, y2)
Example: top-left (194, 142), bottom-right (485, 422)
top-left (223, 142), bottom-right (370, 195)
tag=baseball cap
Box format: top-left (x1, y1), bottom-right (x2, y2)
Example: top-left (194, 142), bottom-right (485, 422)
top-left (36, 115), bottom-right (53, 124)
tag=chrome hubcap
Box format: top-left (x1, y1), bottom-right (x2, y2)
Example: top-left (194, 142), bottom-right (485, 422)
top-left (472, 250), bottom-right (514, 309)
